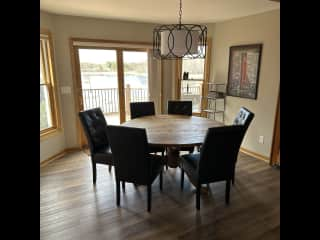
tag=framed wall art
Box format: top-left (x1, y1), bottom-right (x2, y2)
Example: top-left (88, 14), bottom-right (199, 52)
top-left (227, 44), bottom-right (263, 99)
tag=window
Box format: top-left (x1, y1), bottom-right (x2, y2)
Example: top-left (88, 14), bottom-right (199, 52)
top-left (180, 58), bottom-right (205, 113)
top-left (40, 31), bottom-right (60, 136)
top-left (176, 39), bottom-right (212, 115)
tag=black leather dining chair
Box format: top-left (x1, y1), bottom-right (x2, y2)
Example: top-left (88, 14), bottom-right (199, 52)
top-left (167, 100), bottom-right (194, 155)
top-left (168, 100), bottom-right (192, 116)
top-left (130, 101), bottom-right (165, 159)
top-left (130, 102), bottom-right (155, 119)
top-left (78, 108), bottom-right (113, 184)
top-left (232, 107), bottom-right (255, 185)
top-left (233, 107), bottom-right (255, 132)
top-left (180, 125), bottom-right (245, 210)
top-left (106, 125), bottom-right (164, 212)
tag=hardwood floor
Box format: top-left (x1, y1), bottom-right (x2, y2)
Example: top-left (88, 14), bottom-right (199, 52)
top-left (40, 151), bottom-right (280, 240)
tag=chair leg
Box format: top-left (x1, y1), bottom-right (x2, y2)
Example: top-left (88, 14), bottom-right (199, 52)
top-left (225, 180), bottom-right (231, 205)
top-left (108, 165), bottom-right (112, 172)
top-left (116, 179), bottom-right (120, 206)
top-left (164, 148), bottom-right (168, 170)
top-left (162, 150), bottom-right (168, 170)
top-left (159, 170), bottom-right (163, 191)
top-left (122, 181), bottom-right (125, 192)
top-left (196, 182), bottom-right (201, 210)
top-left (92, 161), bottom-right (97, 184)
top-left (147, 184), bottom-right (152, 212)
top-left (180, 168), bottom-right (184, 190)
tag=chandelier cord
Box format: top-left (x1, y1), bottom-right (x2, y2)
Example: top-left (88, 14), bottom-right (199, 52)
top-left (178, 0), bottom-right (182, 27)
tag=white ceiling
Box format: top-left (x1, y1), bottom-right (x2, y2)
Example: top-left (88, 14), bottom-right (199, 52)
top-left (40, 0), bottom-right (280, 24)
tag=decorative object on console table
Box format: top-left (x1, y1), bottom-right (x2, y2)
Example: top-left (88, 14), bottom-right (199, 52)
top-left (183, 72), bottom-right (189, 80)
top-left (202, 83), bottom-right (226, 123)
top-left (227, 44), bottom-right (263, 99)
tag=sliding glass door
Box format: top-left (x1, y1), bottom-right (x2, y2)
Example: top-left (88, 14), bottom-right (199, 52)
top-left (78, 49), bottom-right (121, 125)
top-left (123, 51), bottom-right (149, 120)
top-left (76, 48), bottom-right (149, 128)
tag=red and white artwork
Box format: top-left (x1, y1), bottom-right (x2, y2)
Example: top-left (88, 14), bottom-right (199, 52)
top-left (227, 44), bottom-right (262, 99)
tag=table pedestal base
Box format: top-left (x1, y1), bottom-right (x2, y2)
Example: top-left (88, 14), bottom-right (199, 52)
top-left (166, 147), bottom-right (181, 168)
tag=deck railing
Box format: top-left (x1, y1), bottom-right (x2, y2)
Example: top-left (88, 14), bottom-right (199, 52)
top-left (82, 85), bottom-right (201, 114)
top-left (181, 86), bottom-right (201, 95)
top-left (82, 86), bottom-right (149, 114)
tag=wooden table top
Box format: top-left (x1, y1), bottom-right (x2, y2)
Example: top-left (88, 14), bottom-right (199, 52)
top-left (121, 114), bottom-right (223, 147)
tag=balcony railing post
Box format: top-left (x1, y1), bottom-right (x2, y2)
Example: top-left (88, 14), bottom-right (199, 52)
top-left (125, 84), bottom-right (131, 115)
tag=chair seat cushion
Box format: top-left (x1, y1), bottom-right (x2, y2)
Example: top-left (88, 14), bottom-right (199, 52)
top-left (93, 146), bottom-right (113, 165)
top-left (180, 153), bottom-right (200, 184)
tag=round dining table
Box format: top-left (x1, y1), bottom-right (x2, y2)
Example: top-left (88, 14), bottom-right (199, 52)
top-left (121, 114), bottom-right (224, 167)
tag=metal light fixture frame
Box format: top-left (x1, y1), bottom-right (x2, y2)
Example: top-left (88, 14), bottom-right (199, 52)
top-left (153, 0), bottom-right (207, 60)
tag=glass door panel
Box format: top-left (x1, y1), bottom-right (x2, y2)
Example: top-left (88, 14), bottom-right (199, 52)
top-left (78, 49), bottom-right (120, 125)
top-left (123, 51), bottom-right (149, 120)
top-left (181, 58), bottom-right (204, 113)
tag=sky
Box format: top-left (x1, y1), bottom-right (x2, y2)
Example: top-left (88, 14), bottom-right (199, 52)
top-left (79, 49), bottom-right (147, 63)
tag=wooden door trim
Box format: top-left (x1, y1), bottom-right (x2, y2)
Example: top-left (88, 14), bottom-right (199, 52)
top-left (160, 59), bottom-right (164, 114)
top-left (69, 40), bottom-right (84, 148)
top-left (117, 50), bottom-right (126, 123)
top-left (270, 91), bottom-right (280, 165)
top-left (175, 59), bottom-right (182, 100)
top-left (70, 37), bottom-right (152, 47)
top-left (201, 38), bottom-right (212, 116)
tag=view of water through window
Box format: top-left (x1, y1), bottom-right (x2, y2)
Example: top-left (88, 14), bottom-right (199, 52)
top-left (78, 49), bottom-right (148, 124)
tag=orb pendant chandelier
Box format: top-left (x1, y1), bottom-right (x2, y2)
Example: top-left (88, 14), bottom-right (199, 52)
top-left (153, 0), bottom-right (207, 59)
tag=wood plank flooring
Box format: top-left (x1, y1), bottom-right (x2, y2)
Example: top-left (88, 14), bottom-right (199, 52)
top-left (40, 151), bottom-right (280, 240)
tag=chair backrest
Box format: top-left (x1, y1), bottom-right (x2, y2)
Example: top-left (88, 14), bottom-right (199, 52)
top-left (130, 102), bottom-right (155, 119)
top-left (106, 125), bottom-right (151, 184)
top-left (168, 100), bottom-right (192, 116)
top-left (233, 107), bottom-right (254, 133)
top-left (198, 125), bottom-right (245, 183)
top-left (78, 108), bottom-right (109, 154)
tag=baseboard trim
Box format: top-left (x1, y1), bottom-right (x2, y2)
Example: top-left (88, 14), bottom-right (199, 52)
top-left (240, 147), bottom-right (270, 163)
top-left (40, 147), bottom-right (81, 167)
top-left (64, 147), bottom-right (81, 153)
top-left (40, 151), bottom-right (65, 167)
top-left (41, 147), bottom-right (269, 166)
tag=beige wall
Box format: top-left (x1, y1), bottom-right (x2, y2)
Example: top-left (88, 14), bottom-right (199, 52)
top-left (40, 9), bottom-right (279, 162)
top-left (209, 10), bottom-right (280, 158)
top-left (40, 11), bottom-right (176, 161)
top-left (40, 11), bottom-right (66, 162)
